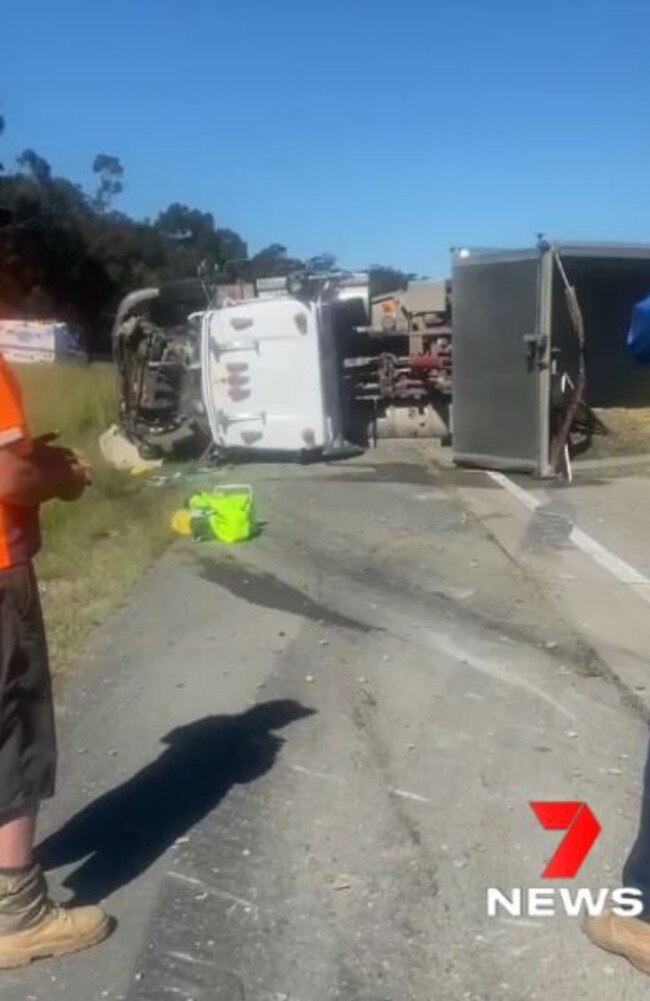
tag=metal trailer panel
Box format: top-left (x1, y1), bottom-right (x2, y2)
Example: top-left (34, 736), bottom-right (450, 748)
top-left (399, 280), bottom-right (447, 314)
top-left (548, 241), bottom-right (650, 260)
top-left (452, 248), bottom-right (552, 475)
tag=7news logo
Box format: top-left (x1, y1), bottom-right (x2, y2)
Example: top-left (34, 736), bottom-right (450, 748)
top-left (487, 801), bottom-right (643, 918)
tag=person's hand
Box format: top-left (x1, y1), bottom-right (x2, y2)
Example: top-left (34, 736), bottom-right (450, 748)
top-left (70, 448), bottom-right (93, 485)
top-left (32, 435), bottom-right (77, 467)
top-left (33, 433), bottom-right (91, 473)
top-left (33, 431), bottom-right (60, 447)
top-left (73, 461), bottom-right (92, 488)
top-left (56, 462), bottom-right (91, 502)
top-left (32, 435), bottom-right (93, 500)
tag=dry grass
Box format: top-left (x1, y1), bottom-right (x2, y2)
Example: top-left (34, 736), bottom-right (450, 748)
top-left (16, 362), bottom-right (181, 673)
top-left (17, 362), bottom-right (117, 446)
top-left (584, 408), bottom-right (650, 459)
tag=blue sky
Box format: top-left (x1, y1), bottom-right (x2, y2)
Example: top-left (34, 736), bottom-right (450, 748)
top-left (2, 0), bottom-right (649, 277)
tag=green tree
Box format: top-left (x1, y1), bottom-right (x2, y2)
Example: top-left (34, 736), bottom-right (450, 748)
top-left (156, 202), bottom-right (212, 244)
top-left (306, 253), bottom-right (337, 273)
top-left (250, 243), bottom-right (304, 277)
top-left (92, 153), bottom-right (124, 212)
top-left (153, 203), bottom-right (247, 281)
top-left (368, 264), bottom-right (414, 297)
top-left (16, 149), bottom-right (52, 184)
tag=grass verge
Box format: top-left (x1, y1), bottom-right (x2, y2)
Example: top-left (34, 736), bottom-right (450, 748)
top-left (586, 408), bottom-right (650, 459)
top-left (17, 362), bottom-right (181, 674)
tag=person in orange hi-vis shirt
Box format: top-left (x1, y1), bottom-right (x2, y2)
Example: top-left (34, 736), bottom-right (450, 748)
top-left (0, 354), bottom-right (112, 968)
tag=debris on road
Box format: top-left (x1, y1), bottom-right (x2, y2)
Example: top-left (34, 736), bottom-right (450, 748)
top-left (148, 471), bottom-right (184, 488)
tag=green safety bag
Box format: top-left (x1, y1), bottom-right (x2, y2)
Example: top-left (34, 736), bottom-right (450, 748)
top-left (187, 485), bottom-right (256, 544)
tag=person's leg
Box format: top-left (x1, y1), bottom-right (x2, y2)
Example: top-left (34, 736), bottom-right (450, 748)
top-left (0, 814), bottom-right (36, 869)
top-left (0, 564), bottom-right (111, 968)
top-left (622, 731), bottom-right (650, 915)
top-left (0, 562), bottom-right (55, 861)
top-left (583, 728), bottom-right (650, 975)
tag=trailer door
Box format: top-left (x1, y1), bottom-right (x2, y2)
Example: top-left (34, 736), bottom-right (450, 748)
top-left (452, 249), bottom-right (551, 475)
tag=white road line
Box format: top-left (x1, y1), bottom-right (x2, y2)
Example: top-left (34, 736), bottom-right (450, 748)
top-left (488, 471), bottom-right (650, 605)
top-left (487, 471), bottom-right (542, 513)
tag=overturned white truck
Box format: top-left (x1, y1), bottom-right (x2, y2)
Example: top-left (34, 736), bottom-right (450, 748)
top-left (112, 271), bottom-right (452, 462)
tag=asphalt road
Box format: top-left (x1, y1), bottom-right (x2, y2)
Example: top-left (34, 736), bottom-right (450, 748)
top-left (6, 447), bottom-right (650, 1000)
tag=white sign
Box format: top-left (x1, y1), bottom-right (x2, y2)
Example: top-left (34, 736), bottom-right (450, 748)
top-left (0, 320), bottom-right (86, 363)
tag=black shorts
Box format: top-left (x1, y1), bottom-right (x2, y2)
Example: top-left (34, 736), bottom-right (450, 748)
top-left (0, 563), bottom-right (56, 820)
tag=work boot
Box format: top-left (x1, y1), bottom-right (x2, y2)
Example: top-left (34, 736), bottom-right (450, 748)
top-left (583, 910), bottom-right (650, 975)
top-left (0, 864), bottom-right (112, 969)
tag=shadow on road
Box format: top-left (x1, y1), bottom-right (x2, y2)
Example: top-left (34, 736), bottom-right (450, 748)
top-left (37, 699), bottom-right (315, 905)
top-left (198, 557), bottom-right (376, 633)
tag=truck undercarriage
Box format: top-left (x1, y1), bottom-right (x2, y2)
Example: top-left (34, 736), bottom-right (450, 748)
top-left (339, 280), bottom-right (452, 443)
top-left (113, 280), bottom-right (225, 458)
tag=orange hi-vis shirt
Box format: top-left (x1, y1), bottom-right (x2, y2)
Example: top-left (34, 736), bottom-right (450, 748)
top-left (0, 353), bottom-right (41, 568)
